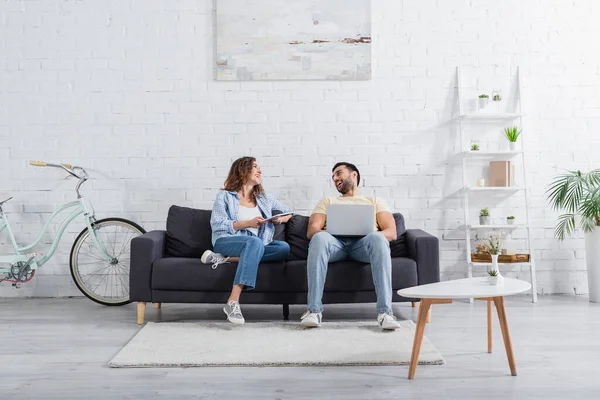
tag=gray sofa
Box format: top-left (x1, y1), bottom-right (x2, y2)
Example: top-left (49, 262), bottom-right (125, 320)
top-left (130, 205), bottom-right (440, 324)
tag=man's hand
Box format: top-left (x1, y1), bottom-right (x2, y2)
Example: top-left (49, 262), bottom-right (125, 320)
top-left (376, 211), bottom-right (397, 242)
top-left (271, 214), bottom-right (292, 225)
top-left (307, 213), bottom-right (327, 240)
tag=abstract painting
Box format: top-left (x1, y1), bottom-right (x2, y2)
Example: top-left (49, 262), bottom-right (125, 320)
top-left (216, 0), bottom-right (371, 81)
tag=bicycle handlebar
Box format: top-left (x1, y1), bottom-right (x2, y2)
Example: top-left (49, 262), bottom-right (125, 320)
top-left (29, 160), bottom-right (89, 198)
top-left (30, 160), bottom-right (73, 169)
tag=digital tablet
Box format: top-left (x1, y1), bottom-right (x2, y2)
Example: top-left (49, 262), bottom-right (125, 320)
top-left (263, 212), bottom-right (294, 223)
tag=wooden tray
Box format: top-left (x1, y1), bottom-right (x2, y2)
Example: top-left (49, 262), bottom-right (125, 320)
top-left (471, 253), bottom-right (530, 263)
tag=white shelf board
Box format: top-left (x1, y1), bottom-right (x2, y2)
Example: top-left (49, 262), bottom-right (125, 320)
top-left (464, 186), bottom-right (527, 192)
top-left (460, 113), bottom-right (523, 120)
top-left (462, 151), bottom-right (522, 158)
top-left (471, 262), bottom-right (531, 266)
top-left (467, 224), bottom-right (528, 229)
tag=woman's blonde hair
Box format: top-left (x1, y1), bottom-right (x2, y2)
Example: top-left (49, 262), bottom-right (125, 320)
top-left (222, 156), bottom-right (264, 201)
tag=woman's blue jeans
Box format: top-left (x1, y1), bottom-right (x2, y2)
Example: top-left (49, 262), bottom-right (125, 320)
top-left (213, 234), bottom-right (290, 290)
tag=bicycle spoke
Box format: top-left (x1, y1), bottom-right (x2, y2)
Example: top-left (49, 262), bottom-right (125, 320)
top-left (79, 245), bottom-right (107, 261)
top-left (80, 263), bottom-right (113, 283)
top-left (112, 226), bottom-right (121, 255)
top-left (116, 231), bottom-right (136, 257)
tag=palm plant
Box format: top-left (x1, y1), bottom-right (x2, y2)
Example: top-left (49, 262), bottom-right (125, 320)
top-left (547, 169), bottom-right (600, 240)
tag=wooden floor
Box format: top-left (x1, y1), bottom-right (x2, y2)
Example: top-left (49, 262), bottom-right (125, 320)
top-left (1, 295), bottom-right (599, 399)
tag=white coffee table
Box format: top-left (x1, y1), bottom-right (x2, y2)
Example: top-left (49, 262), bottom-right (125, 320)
top-left (397, 277), bottom-right (531, 379)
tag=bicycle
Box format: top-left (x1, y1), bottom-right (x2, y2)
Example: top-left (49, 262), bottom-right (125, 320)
top-left (0, 161), bottom-right (146, 306)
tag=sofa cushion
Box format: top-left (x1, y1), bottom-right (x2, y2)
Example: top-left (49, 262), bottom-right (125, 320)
top-left (284, 257), bottom-right (417, 292)
top-left (389, 213), bottom-right (407, 257)
top-left (285, 213), bottom-right (408, 260)
top-left (286, 215), bottom-right (310, 260)
top-left (272, 210), bottom-right (287, 242)
top-left (165, 205), bottom-right (213, 258)
top-left (152, 257), bottom-right (287, 292)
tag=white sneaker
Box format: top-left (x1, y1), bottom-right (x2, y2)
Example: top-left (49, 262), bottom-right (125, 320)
top-left (300, 310), bottom-right (322, 328)
top-left (201, 250), bottom-right (229, 270)
top-left (223, 300), bottom-right (245, 324)
top-left (378, 312), bottom-right (401, 330)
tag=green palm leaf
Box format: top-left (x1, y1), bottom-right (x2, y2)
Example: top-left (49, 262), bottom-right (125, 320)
top-left (547, 169), bottom-right (600, 240)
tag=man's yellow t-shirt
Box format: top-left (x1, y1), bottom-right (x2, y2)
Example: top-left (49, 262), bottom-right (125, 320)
top-left (311, 195), bottom-right (392, 232)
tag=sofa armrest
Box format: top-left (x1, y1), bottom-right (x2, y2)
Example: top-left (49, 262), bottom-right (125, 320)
top-left (130, 230), bottom-right (166, 302)
top-left (406, 229), bottom-right (440, 285)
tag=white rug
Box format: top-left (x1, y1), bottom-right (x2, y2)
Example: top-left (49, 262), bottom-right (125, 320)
top-left (109, 320), bottom-right (444, 368)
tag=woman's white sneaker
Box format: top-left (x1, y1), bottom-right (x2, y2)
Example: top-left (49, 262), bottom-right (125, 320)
top-left (223, 300), bottom-right (245, 324)
top-left (300, 310), bottom-right (322, 328)
top-left (377, 312), bottom-right (401, 330)
top-left (201, 250), bottom-right (229, 270)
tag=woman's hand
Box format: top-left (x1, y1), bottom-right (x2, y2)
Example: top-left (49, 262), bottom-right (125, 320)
top-left (271, 214), bottom-right (293, 225)
top-left (247, 216), bottom-right (266, 228)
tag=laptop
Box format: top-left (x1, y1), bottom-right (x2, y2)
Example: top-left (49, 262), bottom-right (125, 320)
top-left (326, 204), bottom-right (375, 236)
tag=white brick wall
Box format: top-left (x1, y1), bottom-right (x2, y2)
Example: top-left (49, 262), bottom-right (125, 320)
top-left (1, 0), bottom-right (600, 297)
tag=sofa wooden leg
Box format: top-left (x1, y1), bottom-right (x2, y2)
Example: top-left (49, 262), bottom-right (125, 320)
top-left (283, 304), bottom-right (290, 321)
top-left (155, 303), bottom-right (161, 309)
top-left (137, 302), bottom-right (146, 325)
top-left (411, 302), bottom-right (417, 308)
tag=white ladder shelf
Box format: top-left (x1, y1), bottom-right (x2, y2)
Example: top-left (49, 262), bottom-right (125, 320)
top-left (456, 66), bottom-right (537, 303)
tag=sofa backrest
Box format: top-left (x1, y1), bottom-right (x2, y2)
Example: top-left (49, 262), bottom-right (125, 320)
top-left (285, 213), bottom-right (407, 260)
top-left (164, 204), bottom-right (407, 260)
top-left (164, 205), bottom-right (287, 258)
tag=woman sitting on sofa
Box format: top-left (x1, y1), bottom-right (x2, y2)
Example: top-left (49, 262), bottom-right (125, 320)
top-left (201, 156), bottom-right (293, 325)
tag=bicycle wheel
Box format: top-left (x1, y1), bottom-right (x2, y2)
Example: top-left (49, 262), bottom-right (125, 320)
top-left (70, 217), bottom-right (146, 306)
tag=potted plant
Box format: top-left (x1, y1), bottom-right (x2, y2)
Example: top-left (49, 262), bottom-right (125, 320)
top-left (506, 215), bottom-right (515, 225)
top-left (487, 270), bottom-right (499, 285)
top-left (547, 169), bottom-right (600, 302)
top-left (478, 94), bottom-right (489, 110)
top-left (471, 143), bottom-right (480, 151)
top-left (492, 89), bottom-right (502, 101)
top-left (479, 208), bottom-right (490, 225)
top-left (504, 126), bottom-right (521, 151)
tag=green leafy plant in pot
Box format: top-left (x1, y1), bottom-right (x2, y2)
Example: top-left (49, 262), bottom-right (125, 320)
top-left (478, 94), bottom-right (489, 110)
top-left (504, 126), bottom-right (521, 151)
top-left (479, 208), bottom-right (490, 225)
top-left (547, 169), bottom-right (600, 302)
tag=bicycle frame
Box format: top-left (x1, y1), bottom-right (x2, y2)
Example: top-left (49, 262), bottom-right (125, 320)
top-left (0, 197), bottom-right (113, 272)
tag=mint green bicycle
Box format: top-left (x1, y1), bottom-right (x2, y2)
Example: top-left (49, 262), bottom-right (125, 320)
top-left (0, 161), bottom-right (145, 306)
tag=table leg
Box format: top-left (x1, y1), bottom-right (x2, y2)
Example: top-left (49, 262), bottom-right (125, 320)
top-left (493, 296), bottom-right (517, 376)
top-left (408, 299), bottom-right (431, 379)
top-left (487, 299), bottom-right (492, 353)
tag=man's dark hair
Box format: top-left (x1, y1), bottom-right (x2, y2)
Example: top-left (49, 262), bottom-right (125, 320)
top-left (332, 162), bottom-right (361, 186)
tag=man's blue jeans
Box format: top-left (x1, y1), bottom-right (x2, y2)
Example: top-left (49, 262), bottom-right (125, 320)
top-left (307, 231), bottom-right (393, 313)
top-left (214, 234), bottom-right (290, 290)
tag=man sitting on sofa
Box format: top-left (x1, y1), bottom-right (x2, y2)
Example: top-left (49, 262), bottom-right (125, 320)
top-left (300, 162), bottom-right (402, 330)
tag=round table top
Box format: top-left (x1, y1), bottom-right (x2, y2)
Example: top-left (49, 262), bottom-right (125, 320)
top-left (397, 277), bottom-right (531, 299)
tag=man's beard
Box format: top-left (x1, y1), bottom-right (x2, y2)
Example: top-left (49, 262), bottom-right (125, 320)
top-left (336, 177), bottom-right (354, 194)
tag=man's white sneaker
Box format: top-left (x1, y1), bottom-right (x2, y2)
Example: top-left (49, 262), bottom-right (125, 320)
top-left (300, 310), bottom-right (322, 328)
top-left (201, 250), bottom-right (229, 270)
top-left (378, 312), bottom-right (401, 330)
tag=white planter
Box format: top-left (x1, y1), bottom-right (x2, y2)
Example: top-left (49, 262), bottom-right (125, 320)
top-left (478, 98), bottom-right (489, 110)
top-left (507, 219), bottom-right (515, 225)
top-left (509, 142), bottom-right (517, 151)
top-left (489, 254), bottom-right (505, 285)
top-left (585, 229), bottom-right (600, 302)
top-left (479, 216), bottom-right (490, 225)
top-left (488, 276), bottom-right (499, 285)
